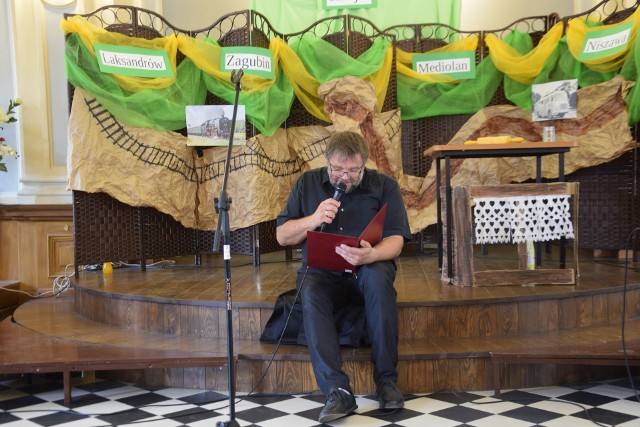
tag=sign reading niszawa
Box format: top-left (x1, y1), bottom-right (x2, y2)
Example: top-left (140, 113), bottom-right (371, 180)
top-left (94, 43), bottom-right (173, 78)
top-left (579, 21), bottom-right (632, 61)
top-left (412, 51), bottom-right (476, 80)
top-left (220, 47), bottom-right (274, 80)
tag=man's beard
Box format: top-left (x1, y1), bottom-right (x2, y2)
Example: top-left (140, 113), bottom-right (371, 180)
top-left (330, 175), bottom-right (361, 193)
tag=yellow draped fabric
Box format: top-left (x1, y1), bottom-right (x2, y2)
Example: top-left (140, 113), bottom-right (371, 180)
top-left (61, 15), bottom-right (279, 94)
top-left (62, 15), bottom-right (392, 123)
top-left (396, 34), bottom-right (479, 84)
top-left (60, 16), bottom-right (179, 92)
top-left (566, 7), bottom-right (640, 73)
top-left (175, 35), bottom-right (284, 94)
top-left (485, 22), bottom-right (564, 84)
top-left (373, 44), bottom-right (393, 113)
top-left (272, 37), bottom-right (326, 120)
top-left (273, 38), bottom-right (393, 122)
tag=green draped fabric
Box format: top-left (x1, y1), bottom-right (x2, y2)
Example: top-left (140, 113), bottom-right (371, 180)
top-left (64, 32), bottom-right (207, 132)
top-left (506, 38), bottom-right (618, 110)
top-left (64, 14), bottom-right (640, 133)
top-left (396, 57), bottom-right (502, 120)
top-left (501, 31), bottom-right (536, 110)
top-left (201, 69), bottom-right (294, 136)
top-left (289, 35), bottom-right (389, 84)
top-left (64, 33), bottom-right (295, 136)
top-left (621, 34), bottom-right (640, 125)
top-left (199, 38), bottom-right (295, 136)
top-left (504, 23), bottom-right (619, 111)
top-left (248, 0), bottom-right (461, 36)
top-left (395, 31), bottom-right (538, 120)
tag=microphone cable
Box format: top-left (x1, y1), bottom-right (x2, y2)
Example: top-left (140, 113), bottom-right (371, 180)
top-left (217, 267), bottom-right (310, 408)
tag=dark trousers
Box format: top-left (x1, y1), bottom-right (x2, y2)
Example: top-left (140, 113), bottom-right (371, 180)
top-left (298, 261), bottom-right (399, 395)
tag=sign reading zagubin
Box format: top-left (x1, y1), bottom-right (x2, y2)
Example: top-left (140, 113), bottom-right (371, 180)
top-left (412, 51), bottom-right (476, 80)
top-left (220, 47), bottom-right (274, 80)
top-left (94, 43), bottom-right (173, 78)
top-left (579, 21), bottom-right (633, 61)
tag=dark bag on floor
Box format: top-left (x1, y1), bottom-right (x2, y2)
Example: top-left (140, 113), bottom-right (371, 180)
top-left (259, 288), bottom-right (369, 347)
top-left (260, 288), bottom-right (303, 345)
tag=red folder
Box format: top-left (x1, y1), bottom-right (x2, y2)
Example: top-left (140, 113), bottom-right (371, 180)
top-left (306, 204), bottom-right (387, 273)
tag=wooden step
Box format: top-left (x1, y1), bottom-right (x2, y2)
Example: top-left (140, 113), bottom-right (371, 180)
top-left (7, 290), bottom-right (640, 395)
top-left (234, 320), bottom-right (640, 394)
top-left (490, 330), bottom-right (640, 395)
top-left (0, 316), bottom-right (227, 405)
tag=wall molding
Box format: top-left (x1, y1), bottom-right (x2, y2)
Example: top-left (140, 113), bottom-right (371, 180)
top-left (0, 203), bottom-right (72, 221)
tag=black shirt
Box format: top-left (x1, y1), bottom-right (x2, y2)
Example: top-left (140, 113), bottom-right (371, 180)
top-left (277, 166), bottom-right (412, 267)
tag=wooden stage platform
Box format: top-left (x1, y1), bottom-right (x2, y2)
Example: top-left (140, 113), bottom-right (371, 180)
top-left (5, 246), bottom-right (640, 396)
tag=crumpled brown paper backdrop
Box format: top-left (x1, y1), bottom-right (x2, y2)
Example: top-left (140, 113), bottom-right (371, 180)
top-left (67, 75), bottom-right (636, 235)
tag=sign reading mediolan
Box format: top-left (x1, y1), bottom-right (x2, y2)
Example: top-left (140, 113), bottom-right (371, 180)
top-left (323, 0), bottom-right (376, 10)
top-left (412, 51), bottom-right (476, 80)
top-left (94, 43), bottom-right (173, 78)
top-left (220, 47), bottom-right (274, 80)
top-left (579, 21), bottom-right (632, 61)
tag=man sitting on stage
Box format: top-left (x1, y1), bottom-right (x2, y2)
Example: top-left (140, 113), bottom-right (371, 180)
top-left (276, 130), bottom-right (412, 423)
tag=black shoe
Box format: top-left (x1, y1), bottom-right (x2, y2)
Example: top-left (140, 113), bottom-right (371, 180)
top-left (376, 380), bottom-right (404, 409)
top-left (318, 387), bottom-right (357, 423)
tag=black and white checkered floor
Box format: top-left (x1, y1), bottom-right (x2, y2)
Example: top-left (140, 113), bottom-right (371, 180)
top-left (0, 375), bottom-right (639, 426)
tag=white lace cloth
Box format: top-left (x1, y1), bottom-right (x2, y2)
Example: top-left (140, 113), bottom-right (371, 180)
top-left (473, 194), bottom-right (575, 244)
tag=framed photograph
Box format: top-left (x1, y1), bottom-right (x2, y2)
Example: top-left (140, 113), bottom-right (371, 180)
top-left (186, 105), bottom-right (246, 146)
top-left (532, 79), bottom-right (578, 122)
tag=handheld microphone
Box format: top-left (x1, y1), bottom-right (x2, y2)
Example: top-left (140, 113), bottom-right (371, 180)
top-left (320, 183), bottom-right (347, 231)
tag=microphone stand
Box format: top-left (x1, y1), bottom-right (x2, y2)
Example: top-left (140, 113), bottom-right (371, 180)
top-left (213, 68), bottom-right (243, 427)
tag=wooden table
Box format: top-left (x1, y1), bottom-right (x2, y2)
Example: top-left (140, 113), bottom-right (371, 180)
top-left (425, 141), bottom-right (580, 283)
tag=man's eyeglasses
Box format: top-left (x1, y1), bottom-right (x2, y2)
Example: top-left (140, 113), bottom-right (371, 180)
top-left (329, 163), bottom-right (364, 178)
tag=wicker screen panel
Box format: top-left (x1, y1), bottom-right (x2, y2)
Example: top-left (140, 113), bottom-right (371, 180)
top-left (567, 150), bottom-right (639, 250)
top-left (285, 16), bottom-right (347, 49)
top-left (390, 23), bottom-right (482, 179)
top-left (72, 191), bottom-right (143, 271)
top-left (193, 12), bottom-right (283, 261)
top-left (140, 207), bottom-right (198, 259)
top-left (192, 11), bottom-right (248, 41)
top-left (282, 15), bottom-right (398, 128)
top-left (562, 0), bottom-right (639, 26)
top-left (74, 5), bottom-right (190, 38)
top-left (346, 17), bottom-right (397, 111)
top-left (66, 6), bottom-right (287, 269)
top-left (483, 14), bottom-right (558, 48)
top-left (196, 220), bottom-right (287, 264)
top-left (286, 98), bottom-right (330, 128)
top-left (251, 10), bottom-right (285, 42)
top-left (197, 227), bottom-right (255, 256)
top-left (64, 6), bottom-right (188, 113)
top-left (192, 10), bottom-right (283, 43)
top-left (388, 22), bottom-right (481, 59)
top-left (400, 120), bottom-right (418, 176)
top-left (257, 220), bottom-right (287, 254)
top-left (557, 1), bottom-right (640, 250)
top-left (66, 3), bottom-right (640, 264)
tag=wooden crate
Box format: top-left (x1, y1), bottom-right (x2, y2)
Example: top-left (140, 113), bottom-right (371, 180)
top-left (444, 182), bottom-right (579, 287)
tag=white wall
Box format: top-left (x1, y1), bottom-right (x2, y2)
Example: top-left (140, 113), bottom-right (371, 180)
top-left (460, 0), bottom-right (571, 30)
top-left (162, 0), bottom-right (247, 31)
top-left (0, 0), bottom-right (18, 194)
top-left (460, 0), bottom-right (618, 30)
